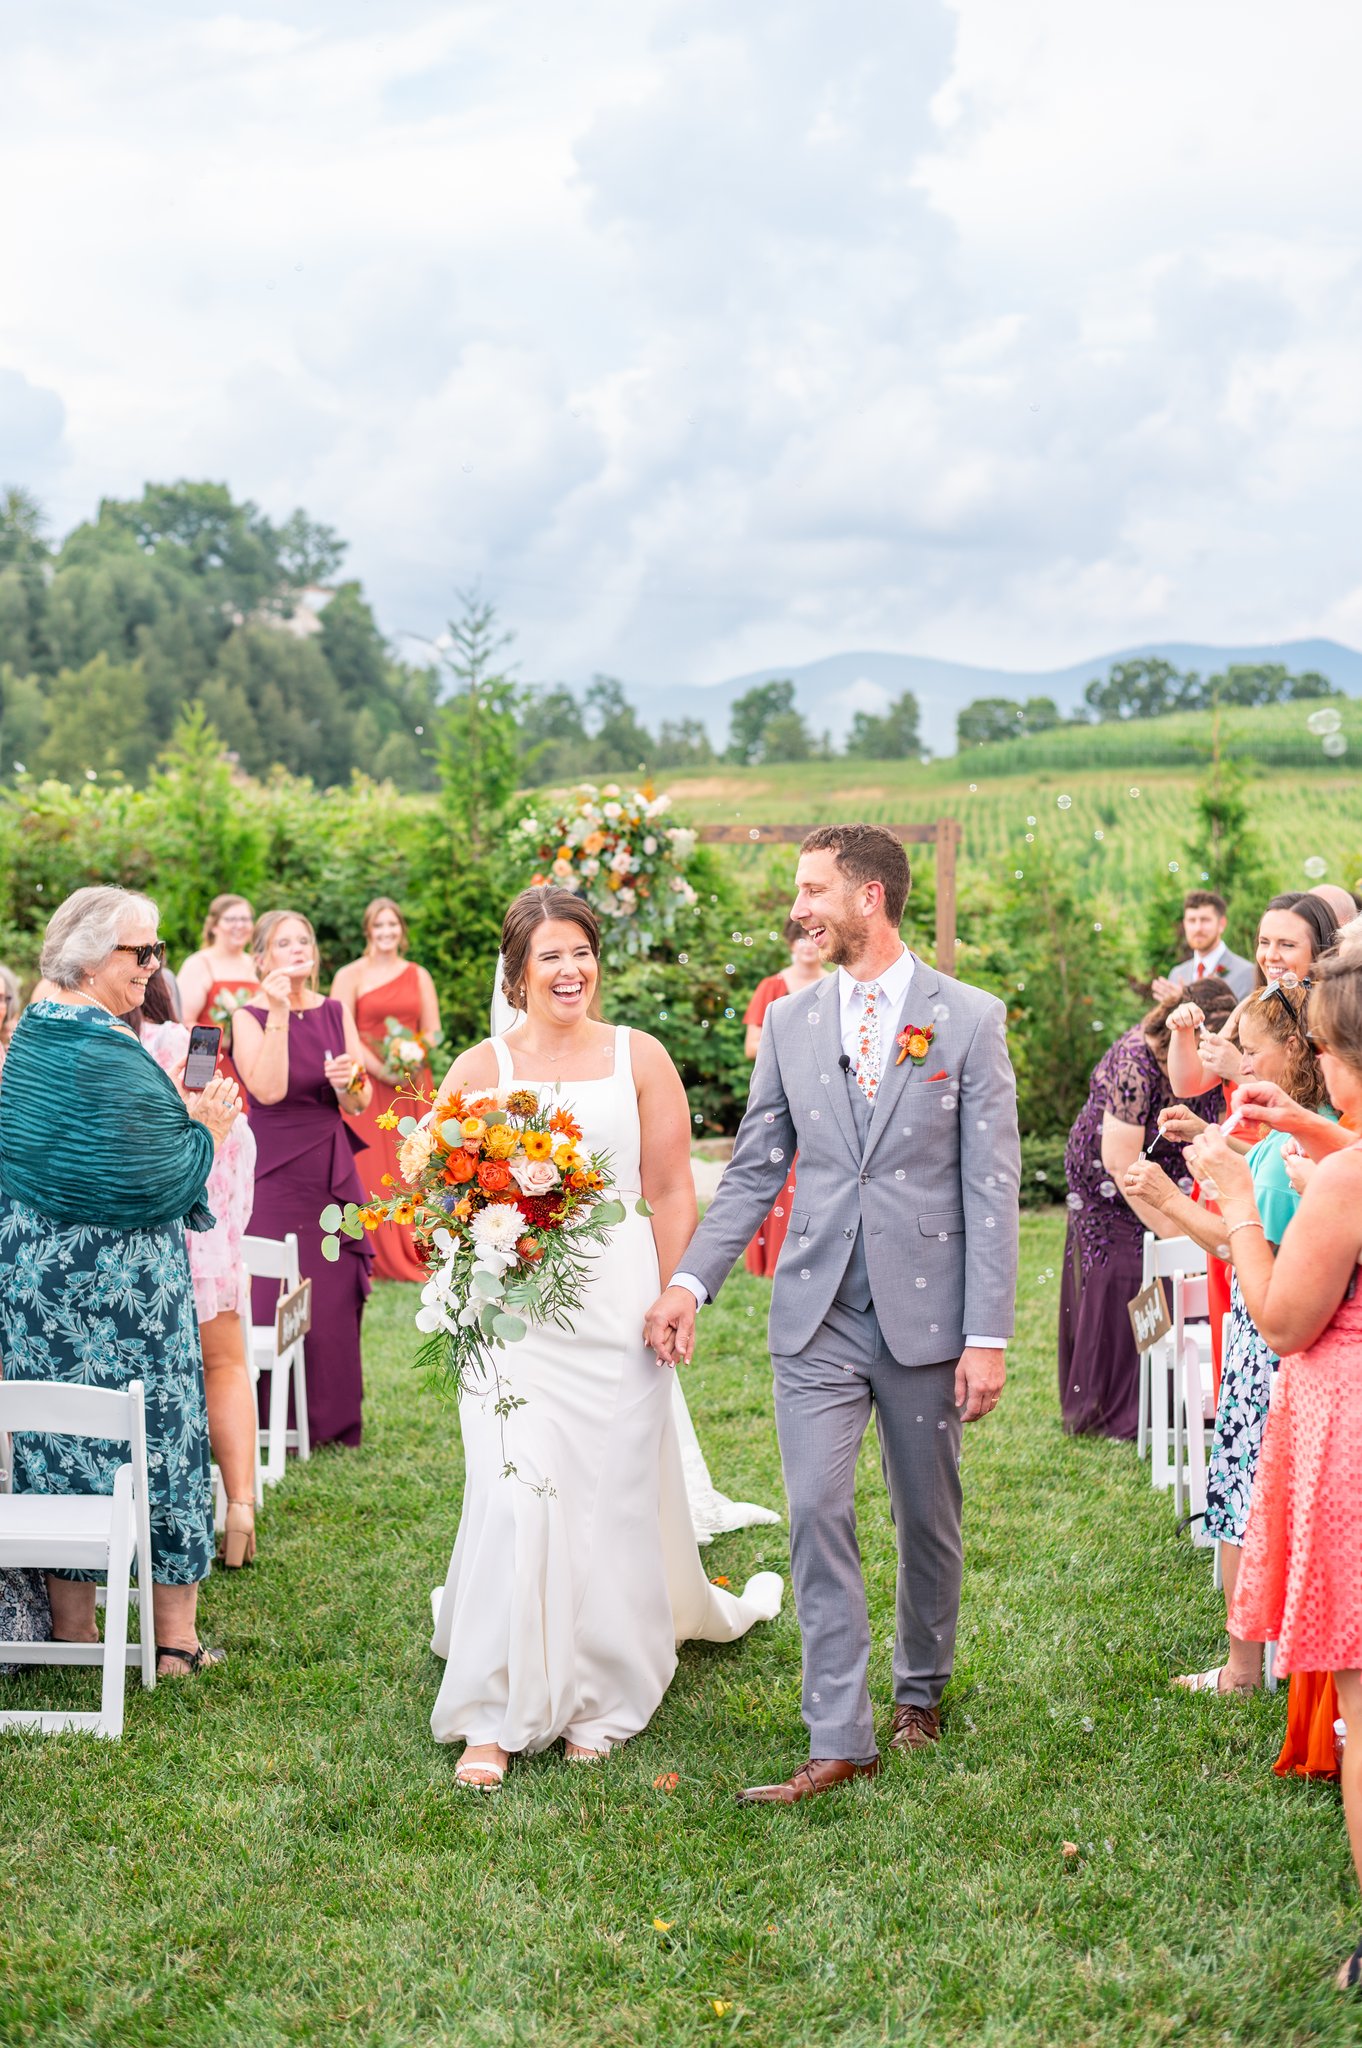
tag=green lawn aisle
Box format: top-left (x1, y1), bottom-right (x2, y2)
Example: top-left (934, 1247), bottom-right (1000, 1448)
top-left (0, 1212), bottom-right (1355, 2046)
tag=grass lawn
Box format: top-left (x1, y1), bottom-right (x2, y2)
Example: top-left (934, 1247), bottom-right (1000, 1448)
top-left (1, 1210), bottom-right (1357, 2046)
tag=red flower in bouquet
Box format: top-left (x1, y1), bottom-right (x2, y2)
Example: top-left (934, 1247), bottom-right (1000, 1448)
top-left (444, 1152), bottom-right (476, 1185)
top-left (476, 1159), bottom-right (512, 1194)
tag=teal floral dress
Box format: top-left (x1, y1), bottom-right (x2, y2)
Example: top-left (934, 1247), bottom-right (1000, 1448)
top-left (0, 1002), bottom-right (216, 1586)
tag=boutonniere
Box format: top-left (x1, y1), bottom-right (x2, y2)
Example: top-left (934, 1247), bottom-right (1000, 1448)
top-left (895, 1023), bottom-right (935, 1067)
top-left (1215, 963), bottom-right (1230, 977)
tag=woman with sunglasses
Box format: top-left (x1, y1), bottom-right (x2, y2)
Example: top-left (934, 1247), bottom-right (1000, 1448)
top-left (1184, 960), bottom-right (1362, 1994)
top-left (0, 887), bottom-right (241, 1676)
top-left (1124, 977), bottom-right (1333, 1694)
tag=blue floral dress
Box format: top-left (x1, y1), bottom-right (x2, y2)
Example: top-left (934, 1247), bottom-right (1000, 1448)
top-left (0, 1003), bottom-right (214, 1586)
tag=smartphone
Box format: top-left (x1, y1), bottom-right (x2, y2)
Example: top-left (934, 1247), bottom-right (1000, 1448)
top-left (183, 1024), bottom-right (222, 1092)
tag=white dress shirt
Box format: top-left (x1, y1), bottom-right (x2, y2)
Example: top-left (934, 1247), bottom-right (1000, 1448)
top-left (672, 941), bottom-right (1003, 1347)
top-left (1185, 938), bottom-right (1227, 979)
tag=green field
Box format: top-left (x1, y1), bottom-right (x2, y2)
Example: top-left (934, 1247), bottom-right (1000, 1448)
top-left (664, 725), bottom-right (1362, 906)
top-left (4, 1224), bottom-right (1359, 2047)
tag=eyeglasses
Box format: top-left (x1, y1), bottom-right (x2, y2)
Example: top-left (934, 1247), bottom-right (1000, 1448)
top-left (113, 942), bottom-right (167, 969)
top-left (1258, 978), bottom-right (1310, 1026)
top-left (1305, 1031), bottom-right (1333, 1056)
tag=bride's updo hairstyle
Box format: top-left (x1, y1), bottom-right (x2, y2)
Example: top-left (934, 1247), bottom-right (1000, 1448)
top-left (500, 886), bottom-right (603, 1020)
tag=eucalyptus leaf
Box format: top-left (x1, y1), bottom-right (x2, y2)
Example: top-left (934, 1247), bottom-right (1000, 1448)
top-left (397, 1116), bottom-right (419, 1138)
top-left (320, 1235), bottom-right (340, 1263)
top-left (441, 1119), bottom-right (465, 1146)
top-left (493, 1313), bottom-right (527, 1343)
top-left (319, 1204), bottom-right (342, 1232)
top-left (471, 1269), bottom-right (502, 1301)
top-left (482, 1108), bottom-right (508, 1127)
top-left (479, 1302), bottom-right (502, 1336)
top-left (634, 1196), bottom-right (655, 1217)
top-left (594, 1200), bottom-right (626, 1226)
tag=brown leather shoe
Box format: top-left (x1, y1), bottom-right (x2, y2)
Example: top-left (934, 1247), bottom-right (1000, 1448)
top-left (736, 1757), bottom-right (881, 1805)
top-left (889, 1704), bottom-right (941, 1751)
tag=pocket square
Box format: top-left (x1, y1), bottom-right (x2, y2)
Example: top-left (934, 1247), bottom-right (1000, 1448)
top-left (925, 1070), bottom-right (950, 1083)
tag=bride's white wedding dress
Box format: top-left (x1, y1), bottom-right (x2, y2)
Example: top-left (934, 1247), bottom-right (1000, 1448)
top-left (429, 1027), bottom-right (782, 1756)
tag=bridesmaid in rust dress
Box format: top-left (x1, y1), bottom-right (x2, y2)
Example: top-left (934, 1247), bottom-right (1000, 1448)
top-left (331, 898), bottom-right (441, 1284)
top-left (176, 893), bottom-right (260, 1096)
top-left (232, 910), bottom-right (374, 1448)
top-left (742, 921), bottom-right (834, 1276)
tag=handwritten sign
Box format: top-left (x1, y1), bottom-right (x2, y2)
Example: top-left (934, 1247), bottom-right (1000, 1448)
top-left (274, 1280), bottom-right (313, 1354)
top-left (1127, 1278), bottom-right (1171, 1353)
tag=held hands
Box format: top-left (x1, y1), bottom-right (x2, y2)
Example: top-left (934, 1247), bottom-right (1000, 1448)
top-left (955, 1346), bottom-right (1005, 1423)
top-left (1122, 1157), bottom-right (1179, 1211)
top-left (187, 1075), bottom-right (241, 1142)
top-left (642, 1285), bottom-right (697, 1368)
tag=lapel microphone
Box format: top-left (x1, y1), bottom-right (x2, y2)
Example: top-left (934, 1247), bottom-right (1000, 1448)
top-left (838, 1054), bottom-right (852, 1075)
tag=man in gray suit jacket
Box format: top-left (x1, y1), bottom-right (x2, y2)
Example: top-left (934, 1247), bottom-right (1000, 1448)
top-left (644, 825), bottom-right (1020, 1804)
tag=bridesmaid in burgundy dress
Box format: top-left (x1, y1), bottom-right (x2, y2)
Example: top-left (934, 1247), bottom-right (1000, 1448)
top-left (331, 898), bottom-right (441, 1285)
top-left (232, 910), bottom-right (375, 1448)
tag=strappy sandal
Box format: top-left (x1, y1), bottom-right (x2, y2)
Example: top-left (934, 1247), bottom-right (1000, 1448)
top-left (1336, 1937), bottom-right (1362, 1991)
top-left (564, 1743), bottom-right (611, 1765)
top-left (1172, 1665), bottom-right (1254, 1695)
top-left (455, 1757), bottom-right (505, 1792)
top-left (157, 1643), bottom-right (227, 1678)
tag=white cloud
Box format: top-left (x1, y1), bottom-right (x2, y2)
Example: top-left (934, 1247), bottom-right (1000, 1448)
top-left (0, 0), bottom-right (1359, 693)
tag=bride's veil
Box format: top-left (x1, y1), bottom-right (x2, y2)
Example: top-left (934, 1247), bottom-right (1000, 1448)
top-left (483, 942), bottom-right (779, 1546)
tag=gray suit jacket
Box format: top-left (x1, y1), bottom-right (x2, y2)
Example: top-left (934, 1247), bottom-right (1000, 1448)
top-left (1171, 949), bottom-right (1256, 1000)
top-left (682, 955), bottom-right (1021, 1367)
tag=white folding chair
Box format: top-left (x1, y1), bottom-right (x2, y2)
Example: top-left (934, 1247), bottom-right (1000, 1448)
top-left (1138, 1234), bottom-right (1207, 1488)
top-left (0, 1379), bottom-right (156, 1738)
top-left (243, 1233), bottom-right (309, 1487)
top-left (1176, 1317), bottom-right (1216, 1544)
top-left (1170, 1269), bottom-right (1211, 1519)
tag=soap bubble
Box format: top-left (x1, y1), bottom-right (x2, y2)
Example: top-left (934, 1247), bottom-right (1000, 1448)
top-left (1303, 856), bottom-right (1328, 880)
top-left (807, 1010), bottom-right (820, 1023)
top-left (769, 1148), bottom-right (785, 1163)
top-left (1014, 869), bottom-right (1024, 880)
top-left (1307, 706), bottom-right (1343, 736)
top-left (937, 1230), bottom-right (948, 1242)
top-left (1168, 861), bottom-right (1180, 873)
top-left (748, 828), bottom-right (760, 841)
top-left (819, 1073), bottom-right (829, 1085)
top-left (1323, 732), bottom-right (1348, 758)
top-left (798, 1235), bottom-right (810, 1248)
top-left (677, 952), bottom-right (688, 965)
top-left (1093, 922), bottom-right (1102, 933)
top-left (731, 931), bottom-right (742, 942)
top-left (1025, 833), bottom-right (1035, 844)
top-left (800, 1268), bottom-right (811, 1280)
top-left (1026, 815), bottom-right (1036, 826)
top-left (894, 1168), bottom-right (906, 1181)
top-left (723, 1007), bottom-right (735, 1019)
top-left (933, 1003), bottom-right (950, 1021)
top-left (1099, 1178), bottom-right (1117, 1198)
top-left (1057, 794), bottom-right (1072, 810)
top-left (763, 1110), bottom-right (775, 1123)
top-left (658, 1010), bottom-right (668, 1021)
top-left (969, 783), bottom-right (977, 792)
top-left (1093, 830), bottom-right (1104, 842)
top-left (941, 1095), bottom-right (956, 1110)
top-left (1128, 787), bottom-right (1140, 798)
top-left (724, 963), bottom-right (736, 975)
top-left (914, 1277), bottom-right (927, 1290)
top-left (1066, 1192), bottom-right (1083, 1211)
top-left (984, 1216), bottom-right (996, 1229)
top-left (809, 1109), bottom-right (820, 1121)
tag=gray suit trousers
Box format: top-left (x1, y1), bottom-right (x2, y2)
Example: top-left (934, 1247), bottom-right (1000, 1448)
top-left (773, 1300), bottom-right (963, 1761)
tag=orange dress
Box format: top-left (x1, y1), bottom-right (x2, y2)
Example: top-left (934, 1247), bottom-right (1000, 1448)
top-left (197, 975), bottom-right (259, 1098)
top-left (743, 973), bottom-right (800, 1278)
top-left (1230, 1273), bottom-right (1362, 1675)
top-left (349, 963), bottom-right (431, 1285)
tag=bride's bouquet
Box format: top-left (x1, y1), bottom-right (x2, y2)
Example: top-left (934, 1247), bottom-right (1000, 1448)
top-left (320, 1085), bottom-right (629, 1397)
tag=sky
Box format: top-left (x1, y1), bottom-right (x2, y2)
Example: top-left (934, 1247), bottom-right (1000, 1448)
top-left (3, 0), bottom-right (1361, 699)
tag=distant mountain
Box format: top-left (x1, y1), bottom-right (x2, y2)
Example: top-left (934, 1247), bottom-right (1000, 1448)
top-left (621, 638), bottom-right (1362, 760)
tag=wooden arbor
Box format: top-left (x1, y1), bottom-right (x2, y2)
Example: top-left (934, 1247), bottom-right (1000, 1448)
top-left (697, 819), bottom-right (962, 974)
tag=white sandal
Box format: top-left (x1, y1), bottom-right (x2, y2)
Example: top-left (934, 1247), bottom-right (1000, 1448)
top-left (564, 1743), bottom-right (611, 1765)
top-left (455, 1756), bottom-right (506, 1791)
top-left (1173, 1665), bottom-right (1252, 1695)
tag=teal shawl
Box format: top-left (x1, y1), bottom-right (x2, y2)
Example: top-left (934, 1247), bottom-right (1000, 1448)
top-left (0, 1003), bottom-right (215, 1233)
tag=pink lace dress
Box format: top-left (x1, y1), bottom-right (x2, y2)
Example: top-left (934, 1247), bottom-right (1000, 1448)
top-left (142, 1021), bottom-right (257, 1322)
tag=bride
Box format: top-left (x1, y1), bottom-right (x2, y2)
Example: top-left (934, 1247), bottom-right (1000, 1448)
top-left (429, 885), bottom-right (783, 1788)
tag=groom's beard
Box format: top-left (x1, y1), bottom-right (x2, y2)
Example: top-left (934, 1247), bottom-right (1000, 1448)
top-left (813, 911), bottom-right (863, 970)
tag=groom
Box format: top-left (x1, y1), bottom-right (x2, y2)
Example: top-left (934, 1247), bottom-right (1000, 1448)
top-left (644, 824), bottom-right (1019, 1804)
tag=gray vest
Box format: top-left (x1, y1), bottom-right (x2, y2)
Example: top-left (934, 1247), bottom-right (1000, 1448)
top-left (832, 1067), bottom-right (874, 1311)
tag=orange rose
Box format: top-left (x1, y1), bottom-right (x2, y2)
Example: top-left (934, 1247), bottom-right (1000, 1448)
top-left (477, 1159), bottom-right (512, 1194)
top-left (444, 1152), bottom-right (476, 1185)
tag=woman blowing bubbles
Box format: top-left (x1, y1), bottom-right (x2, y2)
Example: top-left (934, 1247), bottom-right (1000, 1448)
top-left (1178, 959), bottom-right (1362, 1995)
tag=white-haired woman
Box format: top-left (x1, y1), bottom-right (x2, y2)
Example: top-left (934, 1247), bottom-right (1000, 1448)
top-left (0, 887), bottom-right (240, 1676)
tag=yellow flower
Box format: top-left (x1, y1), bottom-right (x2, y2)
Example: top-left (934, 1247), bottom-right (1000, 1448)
top-left (522, 1130), bottom-right (554, 1161)
top-left (482, 1125), bottom-right (520, 1160)
top-left (376, 1108), bottom-right (400, 1130)
top-left (710, 2001), bottom-right (731, 2017)
top-left (652, 1917), bottom-right (672, 1933)
top-left (552, 1143), bottom-right (582, 1173)
top-left (556, 843), bottom-right (572, 860)
top-left (461, 1116), bottom-right (486, 1143)
top-left (392, 1201), bottom-right (415, 1227)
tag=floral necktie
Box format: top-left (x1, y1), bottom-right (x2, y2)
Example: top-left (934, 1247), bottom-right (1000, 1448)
top-left (854, 982), bottom-right (882, 1101)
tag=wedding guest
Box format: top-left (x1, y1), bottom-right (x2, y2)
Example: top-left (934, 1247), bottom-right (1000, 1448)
top-left (331, 898), bottom-right (441, 1285)
top-left (1123, 980), bottom-right (1330, 1691)
top-left (1152, 890), bottom-right (1256, 1003)
top-left (742, 919), bottom-right (834, 1277)
top-left (136, 972), bottom-right (261, 1568)
top-left (1256, 891), bottom-right (1337, 985)
top-left (232, 911), bottom-right (374, 1448)
top-left (177, 893), bottom-right (261, 1090)
top-left (1308, 884), bottom-right (1359, 930)
top-left (1186, 958), bottom-right (1362, 1993)
top-left (1058, 979), bottom-right (1235, 1439)
top-left (0, 886), bottom-right (240, 1676)
top-left (0, 965), bottom-right (18, 1054)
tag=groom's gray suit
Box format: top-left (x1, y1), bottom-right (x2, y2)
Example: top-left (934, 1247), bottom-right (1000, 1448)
top-left (679, 949), bottom-right (1020, 1760)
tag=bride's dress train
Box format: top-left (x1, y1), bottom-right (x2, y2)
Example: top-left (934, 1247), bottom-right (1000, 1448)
top-left (430, 1027), bottom-right (781, 1756)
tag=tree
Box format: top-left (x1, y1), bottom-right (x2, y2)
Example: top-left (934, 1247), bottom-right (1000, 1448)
top-left (846, 690), bottom-right (922, 760)
top-left (273, 508), bottom-right (347, 589)
top-left (957, 697), bottom-right (1024, 749)
top-left (519, 685), bottom-right (590, 784)
top-left (759, 707), bottom-right (813, 762)
top-left (726, 679), bottom-right (796, 765)
top-left (653, 716), bottom-right (713, 768)
top-left (31, 654), bottom-right (154, 784)
top-left (319, 583), bottom-right (390, 703)
top-left (1083, 658), bottom-right (1192, 722)
top-left (583, 675), bottom-right (654, 773)
top-left (431, 591), bottom-right (522, 856)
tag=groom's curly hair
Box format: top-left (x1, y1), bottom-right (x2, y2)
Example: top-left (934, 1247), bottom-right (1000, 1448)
top-left (801, 824), bottom-right (911, 926)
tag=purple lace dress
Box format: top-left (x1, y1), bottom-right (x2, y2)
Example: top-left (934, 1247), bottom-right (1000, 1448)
top-left (1058, 1029), bottom-right (1221, 1440)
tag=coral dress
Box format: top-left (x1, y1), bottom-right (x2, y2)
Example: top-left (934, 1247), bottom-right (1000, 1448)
top-left (197, 975), bottom-right (259, 1099)
top-left (347, 962), bottom-right (430, 1284)
top-left (1230, 1262), bottom-right (1362, 1675)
